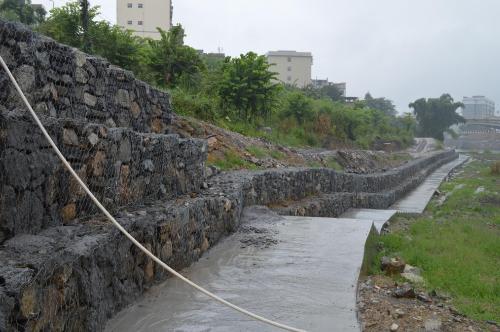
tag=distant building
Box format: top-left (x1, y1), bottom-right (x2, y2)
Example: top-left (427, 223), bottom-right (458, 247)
top-left (311, 78), bottom-right (329, 89)
top-left (312, 79), bottom-right (347, 97)
top-left (462, 96), bottom-right (495, 119)
top-left (266, 50), bottom-right (313, 87)
top-left (117, 0), bottom-right (173, 39)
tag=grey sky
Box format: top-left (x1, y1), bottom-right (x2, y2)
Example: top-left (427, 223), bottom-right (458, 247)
top-left (33, 0), bottom-right (500, 114)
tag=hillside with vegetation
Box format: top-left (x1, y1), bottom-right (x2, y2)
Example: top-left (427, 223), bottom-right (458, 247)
top-left (0, 0), bottom-right (418, 155)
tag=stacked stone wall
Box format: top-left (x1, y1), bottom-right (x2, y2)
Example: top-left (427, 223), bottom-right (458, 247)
top-left (0, 112), bottom-right (207, 242)
top-left (0, 20), bottom-right (171, 132)
top-left (0, 20), bottom-right (207, 243)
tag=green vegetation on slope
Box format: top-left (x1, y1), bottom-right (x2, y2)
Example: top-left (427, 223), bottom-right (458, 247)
top-left (375, 153), bottom-right (500, 322)
top-left (0, 1), bottom-right (417, 151)
top-left (208, 150), bottom-right (258, 171)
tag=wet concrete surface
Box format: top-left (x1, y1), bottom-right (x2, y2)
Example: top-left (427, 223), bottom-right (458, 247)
top-left (341, 209), bottom-right (397, 232)
top-left (105, 207), bottom-right (373, 332)
top-left (105, 156), bottom-right (467, 332)
top-left (390, 154), bottom-right (469, 213)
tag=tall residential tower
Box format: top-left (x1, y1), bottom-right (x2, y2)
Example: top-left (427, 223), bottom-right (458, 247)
top-left (117, 0), bottom-right (172, 39)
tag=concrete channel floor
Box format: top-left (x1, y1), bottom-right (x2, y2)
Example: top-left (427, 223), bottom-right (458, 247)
top-left (106, 207), bottom-right (373, 332)
top-left (106, 154), bottom-right (467, 332)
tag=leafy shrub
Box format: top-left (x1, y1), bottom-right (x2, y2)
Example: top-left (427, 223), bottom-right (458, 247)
top-left (171, 89), bottom-right (217, 121)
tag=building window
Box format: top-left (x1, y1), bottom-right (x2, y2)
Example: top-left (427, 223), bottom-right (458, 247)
top-left (287, 57), bottom-right (292, 62)
top-left (138, 3), bottom-right (143, 8)
top-left (127, 3), bottom-right (132, 8)
top-left (127, 20), bottom-right (132, 25)
top-left (287, 66), bottom-right (292, 71)
top-left (287, 76), bottom-right (292, 81)
top-left (138, 20), bottom-right (143, 25)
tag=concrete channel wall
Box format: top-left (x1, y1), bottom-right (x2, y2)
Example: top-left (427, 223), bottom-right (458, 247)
top-left (0, 19), bottom-right (459, 332)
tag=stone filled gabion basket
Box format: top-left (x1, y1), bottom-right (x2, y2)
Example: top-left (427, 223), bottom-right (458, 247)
top-left (0, 19), bottom-right (208, 243)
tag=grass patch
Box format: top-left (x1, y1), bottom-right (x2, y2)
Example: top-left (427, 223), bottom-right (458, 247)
top-left (326, 157), bottom-right (343, 171)
top-left (388, 152), bottom-right (413, 162)
top-left (246, 146), bottom-right (268, 158)
top-left (307, 160), bottom-right (323, 168)
top-left (208, 150), bottom-right (258, 171)
top-left (375, 156), bottom-right (500, 322)
top-left (269, 150), bottom-right (286, 160)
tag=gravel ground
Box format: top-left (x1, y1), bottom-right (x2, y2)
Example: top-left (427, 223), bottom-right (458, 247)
top-left (357, 275), bottom-right (499, 332)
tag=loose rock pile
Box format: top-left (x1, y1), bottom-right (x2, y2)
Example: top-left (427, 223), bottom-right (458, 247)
top-left (357, 275), bottom-right (495, 332)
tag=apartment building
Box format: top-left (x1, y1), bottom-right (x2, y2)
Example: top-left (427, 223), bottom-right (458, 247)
top-left (266, 50), bottom-right (313, 87)
top-left (462, 96), bottom-right (495, 119)
top-left (117, 0), bottom-right (172, 39)
top-left (312, 79), bottom-right (347, 97)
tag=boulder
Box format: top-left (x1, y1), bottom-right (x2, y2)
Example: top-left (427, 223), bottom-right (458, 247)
top-left (401, 264), bottom-right (424, 283)
top-left (381, 256), bottom-right (405, 275)
top-left (13, 65), bottom-right (35, 92)
top-left (62, 128), bottom-right (79, 146)
top-left (392, 283), bottom-right (415, 298)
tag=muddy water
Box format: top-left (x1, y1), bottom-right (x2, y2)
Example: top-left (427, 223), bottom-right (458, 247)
top-left (105, 207), bottom-right (373, 332)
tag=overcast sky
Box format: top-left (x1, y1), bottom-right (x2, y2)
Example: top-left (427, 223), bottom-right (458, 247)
top-left (33, 0), bottom-right (500, 114)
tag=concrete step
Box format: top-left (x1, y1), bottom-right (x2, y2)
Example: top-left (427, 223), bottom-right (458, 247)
top-left (341, 208), bottom-right (397, 233)
top-left (105, 206), bottom-right (375, 332)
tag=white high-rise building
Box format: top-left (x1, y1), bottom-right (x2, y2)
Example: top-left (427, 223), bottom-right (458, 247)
top-left (266, 51), bottom-right (313, 87)
top-left (462, 96), bottom-right (495, 119)
top-left (117, 0), bottom-right (172, 39)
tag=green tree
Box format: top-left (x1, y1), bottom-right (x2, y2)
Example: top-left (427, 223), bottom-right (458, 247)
top-left (91, 21), bottom-right (146, 73)
top-left (364, 92), bottom-right (397, 116)
top-left (399, 112), bottom-right (417, 133)
top-left (218, 52), bottom-right (280, 121)
top-left (409, 94), bottom-right (465, 140)
top-left (321, 84), bottom-right (344, 102)
top-left (38, 1), bottom-right (98, 48)
top-left (300, 84), bottom-right (343, 102)
top-left (0, 0), bottom-right (46, 25)
top-left (146, 25), bottom-right (205, 88)
top-left (282, 91), bottom-right (314, 124)
top-left (38, 1), bottom-right (145, 74)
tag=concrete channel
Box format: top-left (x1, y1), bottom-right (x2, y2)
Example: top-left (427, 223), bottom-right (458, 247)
top-left (105, 155), bottom-right (468, 332)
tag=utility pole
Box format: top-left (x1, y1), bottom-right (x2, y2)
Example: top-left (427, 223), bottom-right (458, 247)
top-left (80, 0), bottom-right (90, 52)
